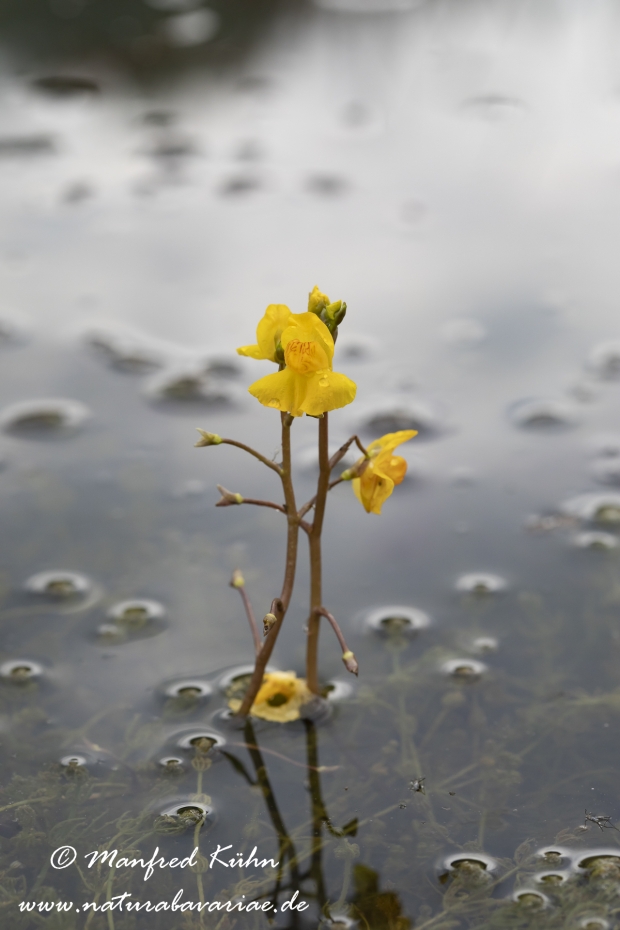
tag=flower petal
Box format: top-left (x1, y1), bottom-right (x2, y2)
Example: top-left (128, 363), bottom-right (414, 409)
top-left (281, 312), bottom-right (334, 367)
top-left (300, 370), bottom-right (357, 417)
top-left (248, 368), bottom-right (306, 416)
top-left (237, 304), bottom-right (292, 362)
top-left (355, 466), bottom-right (396, 514)
top-left (367, 429), bottom-right (417, 457)
top-left (237, 343), bottom-right (264, 359)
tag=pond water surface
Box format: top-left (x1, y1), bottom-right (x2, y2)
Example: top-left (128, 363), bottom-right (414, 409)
top-left (3, 1), bottom-right (620, 928)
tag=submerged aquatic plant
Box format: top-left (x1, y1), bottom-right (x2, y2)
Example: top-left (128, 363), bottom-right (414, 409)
top-left (196, 286), bottom-right (416, 718)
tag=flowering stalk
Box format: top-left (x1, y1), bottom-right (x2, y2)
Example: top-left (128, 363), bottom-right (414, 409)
top-left (305, 414), bottom-right (331, 694)
top-left (236, 413), bottom-right (299, 716)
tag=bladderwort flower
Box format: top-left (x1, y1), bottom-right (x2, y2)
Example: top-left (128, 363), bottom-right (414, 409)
top-left (244, 312), bottom-right (356, 418)
top-left (237, 304), bottom-right (293, 364)
top-left (342, 430), bottom-right (417, 515)
top-left (228, 671), bottom-right (311, 722)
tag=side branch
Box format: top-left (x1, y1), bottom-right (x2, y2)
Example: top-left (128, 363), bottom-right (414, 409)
top-left (206, 437), bottom-right (283, 476)
top-left (314, 607), bottom-right (359, 676)
top-left (216, 491), bottom-right (286, 514)
top-left (328, 434), bottom-right (368, 471)
top-left (237, 598), bottom-right (285, 716)
top-left (231, 571), bottom-right (262, 656)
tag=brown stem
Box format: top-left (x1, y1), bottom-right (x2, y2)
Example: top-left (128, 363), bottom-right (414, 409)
top-left (231, 575), bottom-right (262, 656)
top-left (314, 607), bottom-right (358, 675)
top-left (298, 477), bottom-right (343, 520)
top-left (328, 434), bottom-right (368, 470)
top-left (239, 498), bottom-right (287, 514)
top-left (220, 438), bottom-right (283, 476)
top-left (236, 413), bottom-right (299, 715)
top-left (306, 414), bottom-right (330, 694)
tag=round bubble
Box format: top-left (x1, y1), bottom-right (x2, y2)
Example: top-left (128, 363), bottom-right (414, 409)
top-left (158, 756), bottom-right (186, 773)
top-left (534, 871), bottom-right (571, 885)
top-left (160, 798), bottom-right (213, 824)
top-left (60, 754), bottom-right (88, 770)
top-left (85, 325), bottom-right (164, 373)
top-left (176, 730), bottom-right (226, 753)
top-left (536, 846), bottom-right (572, 865)
top-left (164, 680), bottom-right (212, 700)
top-left (0, 399), bottom-right (90, 437)
top-left (95, 623), bottom-right (126, 643)
top-left (323, 679), bottom-right (355, 702)
top-left (587, 341), bottom-right (620, 380)
top-left (441, 658), bottom-right (487, 680)
top-left (442, 853), bottom-right (497, 873)
top-left (363, 605), bottom-right (430, 635)
top-left (0, 660), bottom-right (43, 682)
top-left (508, 398), bottom-right (577, 430)
top-left (144, 368), bottom-right (241, 406)
top-left (456, 573), bottom-right (507, 594)
top-left (108, 599), bottom-right (166, 628)
top-left (573, 531), bottom-right (618, 550)
top-left (470, 636), bottom-right (498, 654)
top-left (576, 850), bottom-right (620, 871)
top-left (512, 889), bottom-right (549, 907)
top-left (578, 918), bottom-right (610, 930)
top-left (358, 400), bottom-right (443, 439)
top-left (561, 493), bottom-right (620, 524)
top-left (25, 570), bottom-right (91, 599)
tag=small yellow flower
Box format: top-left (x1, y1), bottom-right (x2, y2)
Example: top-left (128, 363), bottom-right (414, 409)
top-left (228, 671), bottom-right (311, 722)
top-left (247, 312), bottom-right (356, 417)
top-left (351, 430), bottom-right (417, 514)
top-left (237, 304), bottom-right (293, 363)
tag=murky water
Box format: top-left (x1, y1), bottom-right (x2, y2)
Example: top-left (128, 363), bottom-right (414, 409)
top-left (3, 1), bottom-right (620, 927)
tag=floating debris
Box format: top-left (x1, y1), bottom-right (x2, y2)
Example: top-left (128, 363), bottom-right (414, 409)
top-left (573, 531), bottom-right (618, 550)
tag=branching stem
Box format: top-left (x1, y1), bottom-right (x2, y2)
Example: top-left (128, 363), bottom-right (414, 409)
top-left (219, 438), bottom-right (283, 476)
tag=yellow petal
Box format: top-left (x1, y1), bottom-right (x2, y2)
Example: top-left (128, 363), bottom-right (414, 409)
top-left (354, 464), bottom-right (395, 514)
top-left (300, 370), bottom-right (357, 416)
top-left (237, 304), bottom-right (292, 362)
top-left (367, 429), bottom-right (417, 457)
top-left (381, 454), bottom-right (408, 486)
top-left (237, 343), bottom-right (264, 359)
top-left (248, 367), bottom-right (356, 417)
top-left (281, 312), bottom-right (334, 369)
top-left (248, 368), bottom-right (306, 416)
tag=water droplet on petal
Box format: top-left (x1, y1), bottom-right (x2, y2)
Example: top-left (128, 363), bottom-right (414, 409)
top-left (318, 377), bottom-right (329, 388)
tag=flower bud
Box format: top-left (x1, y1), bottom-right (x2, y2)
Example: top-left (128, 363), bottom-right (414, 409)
top-left (342, 650), bottom-right (359, 676)
top-left (195, 429), bottom-right (222, 447)
top-left (340, 458), bottom-right (370, 481)
top-left (216, 485), bottom-right (243, 506)
top-left (230, 569), bottom-right (245, 589)
top-left (263, 612), bottom-right (277, 635)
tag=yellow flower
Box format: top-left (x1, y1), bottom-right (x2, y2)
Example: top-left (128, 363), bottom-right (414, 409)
top-left (247, 312), bottom-right (357, 417)
top-left (236, 304), bottom-right (293, 363)
top-left (351, 430), bottom-right (417, 514)
top-left (308, 285), bottom-right (330, 316)
top-left (228, 671), bottom-right (311, 722)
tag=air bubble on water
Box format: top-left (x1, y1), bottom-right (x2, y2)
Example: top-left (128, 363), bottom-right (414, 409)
top-left (144, 368), bottom-right (242, 406)
top-left (108, 599), bottom-right (166, 629)
top-left (511, 889), bottom-right (549, 907)
top-left (363, 605), bottom-right (430, 635)
top-left (441, 317), bottom-right (486, 347)
top-left (587, 341), bottom-right (620, 380)
top-left (456, 573), bottom-right (507, 594)
top-left (590, 458), bottom-right (620, 486)
top-left (471, 636), bottom-right (498, 654)
top-left (0, 399), bottom-right (90, 437)
top-left (578, 917), bottom-right (610, 930)
top-left (576, 850), bottom-right (620, 872)
top-left (164, 680), bottom-right (212, 700)
top-left (561, 493), bottom-right (620, 523)
top-left (508, 398), bottom-right (577, 430)
top-left (177, 729), bottom-right (226, 753)
top-left (441, 659), bottom-right (487, 679)
top-left (95, 623), bottom-right (126, 643)
top-left (60, 754), bottom-right (88, 771)
top-left (443, 853), bottom-right (497, 873)
top-left (160, 798), bottom-right (213, 825)
top-left (322, 679), bottom-right (355, 702)
top-left (25, 570), bottom-right (91, 599)
top-left (0, 660), bottom-right (43, 683)
top-left (85, 324), bottom-right (165, 373)
top-left (159, 756), bottom-right (186, 774)
top-left (536, 846), bottom-right (572, 865)
top-left (573, 531), bottom-right (618, 550)
top-left (534, 871), bottom-right (571, 885)
top-left (357, 399), bottom-right (444, 439)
